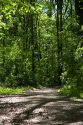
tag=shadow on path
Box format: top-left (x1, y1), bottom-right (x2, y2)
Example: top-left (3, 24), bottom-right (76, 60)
top-left (0, 88), bottom-right (83, 125)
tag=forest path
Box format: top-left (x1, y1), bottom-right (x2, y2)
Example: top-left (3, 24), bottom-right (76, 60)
top-left (0, 88), bottom-right (83, 125)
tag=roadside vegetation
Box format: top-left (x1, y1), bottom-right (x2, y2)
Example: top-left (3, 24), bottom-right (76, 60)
top-left (59, 85), bottom-right (83, 99)
top-left (0, 0), bottom-right (83, 97)
top-left (0, 86), bottom-right (33, 95)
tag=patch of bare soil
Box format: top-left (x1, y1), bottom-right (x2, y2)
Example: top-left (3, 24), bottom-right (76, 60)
top-left (0, 88), bottom-right (83, 125)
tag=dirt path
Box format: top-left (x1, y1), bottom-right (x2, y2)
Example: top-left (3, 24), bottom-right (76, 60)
top-left (0, 88), bottom-right (83, 125)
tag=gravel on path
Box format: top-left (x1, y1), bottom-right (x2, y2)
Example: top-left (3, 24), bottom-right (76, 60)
top-left (0, 88), bottom-right (83, 125)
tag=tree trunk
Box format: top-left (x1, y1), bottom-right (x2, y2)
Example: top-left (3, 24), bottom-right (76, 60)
top-left (56, 0), bottom-right (63, 85)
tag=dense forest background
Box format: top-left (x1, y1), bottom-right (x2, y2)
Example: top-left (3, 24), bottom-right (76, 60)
top-left (0, 0), bottom-right (83, 92)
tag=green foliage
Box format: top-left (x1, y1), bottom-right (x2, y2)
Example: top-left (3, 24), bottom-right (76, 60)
top-left (59, 85), bottom-right (83, 98)
top-left (60, 16), bottom-right (83, 88)
top-left (75, 47), bottom-right (83, 60)
top-left (0, 0), bottom-right (83, 94)
top-left (0, 86), bottom-right (33, 95)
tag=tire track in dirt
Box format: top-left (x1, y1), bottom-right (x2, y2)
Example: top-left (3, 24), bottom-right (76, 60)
top-left (0, 88), bottom-right (83, 125)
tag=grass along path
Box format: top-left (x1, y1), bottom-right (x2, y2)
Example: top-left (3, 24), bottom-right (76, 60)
top-left (0, 86), bottom-right (33, 95)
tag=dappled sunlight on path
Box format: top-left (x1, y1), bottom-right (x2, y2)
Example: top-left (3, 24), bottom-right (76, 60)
top-left (0, 88), bottom-right (83, 125)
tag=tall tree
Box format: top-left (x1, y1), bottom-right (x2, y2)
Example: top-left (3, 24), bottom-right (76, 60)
top-left (56, 0), bottom-right (63, 85)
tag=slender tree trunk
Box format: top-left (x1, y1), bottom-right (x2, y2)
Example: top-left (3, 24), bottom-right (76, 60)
top-left (56, 0), bottom-right (63, 85)
top-left (30, 14), bottom-right (35, 83)
top-left (29, 0), bottom-right (39, 85)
